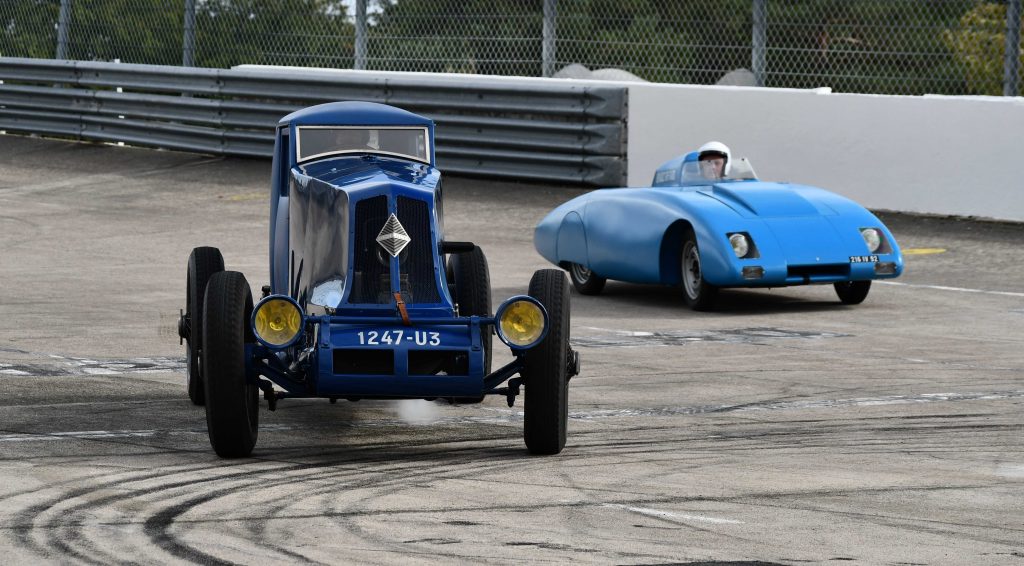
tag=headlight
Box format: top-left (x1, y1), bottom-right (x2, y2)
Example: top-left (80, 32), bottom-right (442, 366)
top-left (495, 296), bottom-right (548, 349)
top-left (860, 228), bottom-right (881, 253)
top-left (728, 233), bottom-right (750, 258)
top-left (252, 296), bottom-right (304, 348)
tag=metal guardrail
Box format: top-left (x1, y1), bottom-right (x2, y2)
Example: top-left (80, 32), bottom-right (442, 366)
top-left (0, 58), bottom-right (627, 186)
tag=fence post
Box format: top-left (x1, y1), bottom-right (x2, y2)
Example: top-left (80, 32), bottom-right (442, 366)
top-left (355, 0), bottom-right (367, 70)
top-left (751, 0), bottom-right (767, 87)
top-left (542, 0), bottom-right (557, 77)
top-left (182, 0), bottom-right (196, 67)
top-left (1006, 0), bottom-right (1022, 96)
top-left (56, 0), bottom-right (71, 60)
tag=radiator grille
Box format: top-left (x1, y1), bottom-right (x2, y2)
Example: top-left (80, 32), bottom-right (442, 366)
top-left (350, 195), bottom-right (390, 303)
top-left (397, 196), bottom-right (440, 304)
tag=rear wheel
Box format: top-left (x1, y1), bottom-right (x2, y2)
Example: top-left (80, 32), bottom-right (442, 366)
top-left (835, 280), bottom-right (871, 305)
top-left (185, 247), bottom-right (224, 405)
top-left (450, 246), bottom-right (492, 402)
top-left (203, 271), bottom-right (258, 458)
top-left (567, 262), bottom-right (606, 295)
top-left (523, 269), bottom-right (570, 455)
top-left (681, 233), bottom-right (718, 311)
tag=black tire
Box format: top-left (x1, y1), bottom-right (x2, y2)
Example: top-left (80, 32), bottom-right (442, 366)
top-left (185, 246), bottom-right (224, 405)
top-left (681, 232), bottom-right (718, 311)
top-left (835, 280), bottom-right (871, 305)
top-left (523, 269), bottom-right (570, 455)
top-left (203, 271), bottom-right (258, 458)
top-left (451, 246), bottom-right (493, 375)
top-left (567, 262), bottom-right (606, 295)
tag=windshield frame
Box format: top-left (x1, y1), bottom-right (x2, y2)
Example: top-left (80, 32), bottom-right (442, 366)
top-left (678, 157), bottom-right (758, 186)
top-left (295, 125), bottom-right (431, 165)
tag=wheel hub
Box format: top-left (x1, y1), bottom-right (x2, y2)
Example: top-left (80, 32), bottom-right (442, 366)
top-left (178, 309), bottom-right (190, 344)
top-left (683, 247), bottom-right (701, 297)
top-left (570, 263), bottom-right (591, 283)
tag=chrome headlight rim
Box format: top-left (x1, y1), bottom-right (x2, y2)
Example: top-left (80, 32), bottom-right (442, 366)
top-left (860, 227), bottom-right (882, 253)
top-left (727, 232), bottom-right (750, 258)
top-left (251, 294), bottom-right (306, 349)
top-left (494, 295), bottom-right (549, 350)
top-left (726, 231), bottom-right (758, 259)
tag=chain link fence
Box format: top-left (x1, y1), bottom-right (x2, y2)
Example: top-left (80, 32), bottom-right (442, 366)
top-left (1, 0), bottom-right (1020, 96)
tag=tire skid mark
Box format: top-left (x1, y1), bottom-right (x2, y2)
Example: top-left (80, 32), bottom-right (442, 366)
top-left (144, 444), bottom-right (525, 563)
top-left (8, 430), bottom-right (1014, 564)
top-left (5, 463), bottom-right (217, 564)
top-left (5, 406), bottom-right (1017, 562)
top-left (11, 437), bottom-right (524, 564)
top-left (5, 460), bottom-right (307, 564)
top-left (572, 326), bottom-right (849, 349)
top-left (322, 455), bottom-right (535, 561)
top-left (4, 388), bottom-right (1019, 447)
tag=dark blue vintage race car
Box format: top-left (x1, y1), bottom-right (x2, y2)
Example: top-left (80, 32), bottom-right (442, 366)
top-left (534, 147), bottom-right (903, 310)
top-left (179, 102), bottom-right (577, 458)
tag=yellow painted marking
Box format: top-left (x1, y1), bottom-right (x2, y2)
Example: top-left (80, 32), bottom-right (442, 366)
top-left (903, 248), bottom-right (946, 255)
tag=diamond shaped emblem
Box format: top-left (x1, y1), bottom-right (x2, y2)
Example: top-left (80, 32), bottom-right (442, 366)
top-left (376, 213), bottom-right (411, 257)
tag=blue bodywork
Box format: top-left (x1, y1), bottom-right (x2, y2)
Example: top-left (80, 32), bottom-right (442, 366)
top-left (535, 152), bottom-right (903, 290)
top-left (253, 101), bottom-right (526, 400)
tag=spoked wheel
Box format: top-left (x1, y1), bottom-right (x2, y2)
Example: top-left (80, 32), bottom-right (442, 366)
top-left (834, 280), bottom-right (871, 305)
top-left (203, 271), bottom-right (258, 458)
top-left (184, 246), bottom-right (224, 405)
top-left (681, 232), bottom-right (718, 311)
top-left (523, 269), bottom-right (571, 455)
top-left (450, 246), bottom-right (492, 402)
top-left (567, 262), bottom-right (606, 295)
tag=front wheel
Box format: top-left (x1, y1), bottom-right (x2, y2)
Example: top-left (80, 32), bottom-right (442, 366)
top-left (567, 263), bottom-right (606, 295)
top-left (523, 269), bottom-right (571, 455)
top-left (450, 246), bottom-right (492, 404)
top-left (203, 271), bottom-right (258, 458)
top-left (185, 247), bottom-right (224, 405)
top-left (834, 280), bottom-right (871, 305)
top-left (450, 246), bottom-right (492, 374)
top-left (681, 234), bottom-right (718, 311)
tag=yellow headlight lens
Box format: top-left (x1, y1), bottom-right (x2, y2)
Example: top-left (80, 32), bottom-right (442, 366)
top-left (498, 300), bottom-right (545, 348)
top-left (254, 298), bottom-right (303, 346)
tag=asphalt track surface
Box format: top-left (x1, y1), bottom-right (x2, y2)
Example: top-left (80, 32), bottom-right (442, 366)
top-left (0, 136), bottom-right (1021, 565)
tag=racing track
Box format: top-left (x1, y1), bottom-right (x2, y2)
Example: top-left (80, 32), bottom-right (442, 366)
top-left (0, 136), bottom-right (1021, 565)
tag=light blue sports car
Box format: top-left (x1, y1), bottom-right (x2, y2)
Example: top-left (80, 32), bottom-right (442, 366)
top-left (534, 147), bottom-right (904, 310)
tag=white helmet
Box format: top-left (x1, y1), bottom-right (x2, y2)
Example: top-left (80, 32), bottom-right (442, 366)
top-left (697, 141), bottom-right (731, 176)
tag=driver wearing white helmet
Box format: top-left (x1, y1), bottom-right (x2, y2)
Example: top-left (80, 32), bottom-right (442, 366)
top-left (697, 141), bottom-right (731, 180)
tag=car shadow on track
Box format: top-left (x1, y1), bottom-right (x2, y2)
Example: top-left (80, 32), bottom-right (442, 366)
top-left (220, 399), bottom-right (542, 464)
top-left (494, 282), bottom-right (851, 318)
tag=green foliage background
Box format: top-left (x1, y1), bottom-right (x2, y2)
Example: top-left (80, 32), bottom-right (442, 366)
top-left (0, 0), bottom-right (1019, 95)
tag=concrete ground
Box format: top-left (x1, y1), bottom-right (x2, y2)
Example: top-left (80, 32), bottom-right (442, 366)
top-left (0, 136), bottom-right (1021, 565)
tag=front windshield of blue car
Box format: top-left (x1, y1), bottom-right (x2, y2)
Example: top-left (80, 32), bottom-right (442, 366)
top-left (680, 157), bottom-right (758, 186)
top-left (297, 126), bottom-right (430, 164)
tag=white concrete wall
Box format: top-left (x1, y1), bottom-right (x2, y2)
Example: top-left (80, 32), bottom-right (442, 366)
top-left (246, 66), bottom-right (1023, 221)
top-left (627, 83), bottom-right (1024, 222)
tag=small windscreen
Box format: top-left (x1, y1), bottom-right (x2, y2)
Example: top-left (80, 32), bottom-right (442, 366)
top-left (297, 126), bottom-right (429, 164)
top-left (680, 157), bottom-right (758, 186)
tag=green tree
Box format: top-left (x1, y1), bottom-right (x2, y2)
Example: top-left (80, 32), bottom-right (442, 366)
top-left (65, 0), bottom-right (183, 64)
top-left (0, 0), bottom-right (62, 59)
top-left (370, 0), bottom-right (542, 75)
top-left (554, 0), bottom-right (753, 83)
top-left (195, 0), bottom-right (354, 68)
top-left (765, 0), bottom-right (978, 95)
top-left (944, 2), bottom-right (1023, 95)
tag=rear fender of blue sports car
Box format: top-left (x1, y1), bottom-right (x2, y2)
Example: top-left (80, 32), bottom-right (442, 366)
top-left (535, 188), bottom-right (741, 285)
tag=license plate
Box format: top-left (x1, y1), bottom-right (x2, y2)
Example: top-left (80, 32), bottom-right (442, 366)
top-left (355, 329), bottom-right (442, 347)
top-left (849, 255), bottom-right (879, 263)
